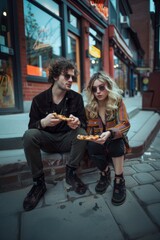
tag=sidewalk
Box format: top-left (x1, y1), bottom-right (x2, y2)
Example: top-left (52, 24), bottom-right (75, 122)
top-left (0, 130), bottom-right (160, 240)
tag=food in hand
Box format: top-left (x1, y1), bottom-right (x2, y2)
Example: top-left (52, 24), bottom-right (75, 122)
top-left (77, 134), bottom-right (100, 141)
top-left (53, 112), bottom-right (74, 121)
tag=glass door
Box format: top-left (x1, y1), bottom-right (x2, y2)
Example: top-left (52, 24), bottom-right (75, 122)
top-left (67, 32), bottom-right (80, 92)
top-left (0, 2), bottom-right (15, 109)
top-left (0, 0), bottom-right (22, 113)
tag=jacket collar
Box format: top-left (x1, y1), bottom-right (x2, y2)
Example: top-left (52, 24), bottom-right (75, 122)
top-left (47, 85), bottom-right (75, 103)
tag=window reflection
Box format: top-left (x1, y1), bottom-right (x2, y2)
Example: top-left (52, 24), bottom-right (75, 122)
top-left (67, 35), bottom-right (76, 82)
top-left (110, 0), bottom-right (116, 9)
top-left (68, 11), bottom-right (78, 28)
top-left (35, 0), bottom-right (59, 16)
top-left (67, 33), bottom-right (80, 92)
top-left (114, 56), bottom-right (128, 93)
top-left (0, 0), bottom-right (15, 109)
top-left (89, 28), bottom-right (102, 76)
top-left (0, 58), bottom-right (15, 108)
top-left (24, 0), bottom-right (62, 77)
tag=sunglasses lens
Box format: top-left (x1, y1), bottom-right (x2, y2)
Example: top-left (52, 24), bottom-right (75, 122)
top-left (99, 85), bottom-right (105, 91)
top-left (92, 87), bottom-right (97, 93)
top-left (92, 85), bottom-right (105, 93)
top-left (65, 74), bottom-right (76, 81)
top-left (65, 74), bottom-right (70, 80)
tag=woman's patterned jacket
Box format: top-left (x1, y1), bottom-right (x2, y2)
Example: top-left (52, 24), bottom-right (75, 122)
top-left (86, 99), bottom-right (131, 153)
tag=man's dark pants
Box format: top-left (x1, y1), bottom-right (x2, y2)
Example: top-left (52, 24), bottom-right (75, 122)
top-left (23, 128), bottom-right (87, 179)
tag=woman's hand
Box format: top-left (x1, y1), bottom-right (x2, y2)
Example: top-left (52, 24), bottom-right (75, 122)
top-left (41, 113), bottom-right (61, 128)
top-left (92, 131), bottom-right (111, 145)
top-left (67, 114), bottom-right (80, 129)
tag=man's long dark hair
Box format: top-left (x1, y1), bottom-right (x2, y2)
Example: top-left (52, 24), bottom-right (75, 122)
top-left (48, 57), bottom-right (78, 84)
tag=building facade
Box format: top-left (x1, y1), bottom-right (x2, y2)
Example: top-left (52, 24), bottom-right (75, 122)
top-left (0, 0), bottom-right (148, 115)
top-left (129, 0), bottom-right (154, 92)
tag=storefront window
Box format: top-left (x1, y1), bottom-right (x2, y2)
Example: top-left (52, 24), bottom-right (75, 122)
top-left (109, 0), bottom-right (118, 27)
top-left (68, 11), bottom-right (79, 28)
top-left (35, 0), bottom-right (59, 16)
top-left (67, 32), bottom-right (80, 92)
top-left (0, 58), bottom-right (15, 108)
top-left (0, 1), bottom-right (15, 109)
top-left (114, 55), bottom-right (128, 93)
top-left (68, 35), bottom-right (77, 81)
top-left (67, 9), bottom-right (80, 92)
top-left (89, 28), bottom-right (102, 76)
top-left (110, 0), bottom-right (117, 9)
top-left (23, 0), bottom-right (62, 79)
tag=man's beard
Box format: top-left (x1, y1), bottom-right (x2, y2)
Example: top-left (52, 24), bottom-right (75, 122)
top-left (57, 82), bottom-right (71, 91)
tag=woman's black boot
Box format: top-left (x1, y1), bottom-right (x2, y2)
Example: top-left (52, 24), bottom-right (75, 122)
top-left (112, 178), bottom-right (126, 205)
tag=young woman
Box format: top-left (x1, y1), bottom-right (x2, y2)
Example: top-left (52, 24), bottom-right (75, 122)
top-left (85, 71), bottom-right (130, 206)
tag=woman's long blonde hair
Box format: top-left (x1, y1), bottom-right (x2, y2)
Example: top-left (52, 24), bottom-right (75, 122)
top-left (85, 71), bottom-right (123, 118)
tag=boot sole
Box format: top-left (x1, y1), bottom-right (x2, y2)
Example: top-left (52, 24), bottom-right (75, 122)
top-left (95, 181), bottom-right (111, 195)
top-left (111, 195), bottom-right (126, 206)
top-left (95, 189), bottom-right (106, 195)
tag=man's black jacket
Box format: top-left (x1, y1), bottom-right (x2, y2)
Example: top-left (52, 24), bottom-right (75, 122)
top-left (28, 85), bottom-right (87, 133)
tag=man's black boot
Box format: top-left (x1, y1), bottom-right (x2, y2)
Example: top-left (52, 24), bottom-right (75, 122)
top-left (23, 174), bottom-right (47, 211)
top-left (95, 167), bottom-right (111, 194)
top-left (66, 165), bottom-right (87, 195)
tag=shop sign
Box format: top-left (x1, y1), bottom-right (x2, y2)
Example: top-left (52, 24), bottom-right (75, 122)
top-left (89, 45), bottom-right (101, 58)
top-left (143, 77), bottom-right (149, 85)
top-left (89, 0), bottom-right (108, 19)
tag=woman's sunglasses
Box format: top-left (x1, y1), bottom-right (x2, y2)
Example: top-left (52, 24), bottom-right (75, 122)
top-left (92, 85), bottom-right (106, 93)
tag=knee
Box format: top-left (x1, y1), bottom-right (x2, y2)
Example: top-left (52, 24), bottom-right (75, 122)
top-left (71, 127), bottom-right (86, 142)
top-left (76, 127), bottom-right (86, 135)
top-left (76, 128), bottom-right (87, 148)
top-left (23, 129), bottom-right (40, 146)
top-left (87, 141), bottom-right (100, 155)
top-left (108, 140), bottom-right (125, 157)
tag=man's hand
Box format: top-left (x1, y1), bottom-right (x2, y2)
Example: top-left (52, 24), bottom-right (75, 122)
top-left (41, 113), bottom-right (61, 128)
top-left (67, 114), bottom-right (80, 129)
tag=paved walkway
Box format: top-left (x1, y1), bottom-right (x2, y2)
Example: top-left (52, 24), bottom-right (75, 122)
top-left (0, 130), bottom-right (160, 240)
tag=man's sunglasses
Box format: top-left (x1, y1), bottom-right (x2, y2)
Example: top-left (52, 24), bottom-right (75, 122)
top-left (64, 74), bottom-right (76, 81)
top-left (92, 85), bottom-right (106, 93)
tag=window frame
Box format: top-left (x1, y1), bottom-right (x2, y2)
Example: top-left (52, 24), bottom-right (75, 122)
top-left (24, 0), bottom-right (63, 83)
top-left (89, 26), bottom-right (103, 76)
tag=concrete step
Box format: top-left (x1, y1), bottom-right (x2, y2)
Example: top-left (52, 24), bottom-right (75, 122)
top-left (0, 107), bottom-right (139, 150)
top-left (127, 110), bottom-right (160, 158)
top-left (0, 113), bottom-right (29, 150)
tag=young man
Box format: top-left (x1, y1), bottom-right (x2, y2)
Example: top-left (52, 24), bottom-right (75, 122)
top-left (23, 58), bottom-right (87, 211)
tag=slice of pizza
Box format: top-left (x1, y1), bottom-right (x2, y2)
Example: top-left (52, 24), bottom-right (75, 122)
top-left (77, 134), bottom-right (100, 141)
top-left (53, 112), bottom-right (74, 121)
